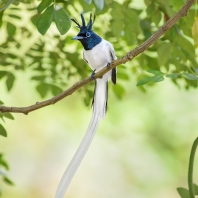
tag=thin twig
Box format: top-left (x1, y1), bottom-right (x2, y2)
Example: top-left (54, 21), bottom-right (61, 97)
top-left (0, 0), bottom-right (195, 114)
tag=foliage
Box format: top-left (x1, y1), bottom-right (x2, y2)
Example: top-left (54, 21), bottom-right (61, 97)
top-left (0, 100), bottom-right (14, 137)
top-left (136, 70), bottom-right (198, 86)
top-left (0, 0), bottom-right (197, 109)
top-left (177, 137), bottom-right (198, 198)
top-left (0, 153), bottom-right (14, 196)
top-left (0, 0), bottom-right (198, 196)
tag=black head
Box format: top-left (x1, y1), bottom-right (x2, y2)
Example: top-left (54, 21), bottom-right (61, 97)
top-left (71, 13), bottom-right (102, 50)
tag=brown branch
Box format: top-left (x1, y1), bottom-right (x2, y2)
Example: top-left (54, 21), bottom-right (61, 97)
top-left (0, 0), bottom-right (195, 114)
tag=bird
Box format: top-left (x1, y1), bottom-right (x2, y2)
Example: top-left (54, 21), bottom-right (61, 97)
top-left (55, 13), bottom-right (117, 198)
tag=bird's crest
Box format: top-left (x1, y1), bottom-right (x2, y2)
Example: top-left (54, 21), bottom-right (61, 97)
top-left (71, 13), bottom-right (96, 31)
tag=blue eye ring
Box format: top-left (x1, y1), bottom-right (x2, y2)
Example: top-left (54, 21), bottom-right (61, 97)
top-left (86, 32), bottom-right (91, 37)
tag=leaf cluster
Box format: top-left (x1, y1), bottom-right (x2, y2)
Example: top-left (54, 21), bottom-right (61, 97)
top-left (0, 154), bottom-right (14, 196)
top-left (0, 0), bottom-right (197, 104)
top-left (34, 0), bottom-right (71, 35)
top-left (0, 101), bottom-right (14, 137)
top-left (137, 69), bottom-right (198, 87)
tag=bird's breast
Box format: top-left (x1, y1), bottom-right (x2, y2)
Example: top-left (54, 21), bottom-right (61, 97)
top-left (83, 40), bottom-right (112, 72)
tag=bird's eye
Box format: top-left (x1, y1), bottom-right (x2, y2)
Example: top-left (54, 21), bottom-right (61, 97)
top-left (86, 32), bottom-right (91, 37)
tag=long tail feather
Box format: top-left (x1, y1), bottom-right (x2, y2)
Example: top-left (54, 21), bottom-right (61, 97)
top-left (55, 113), bottom-right (101, 198)
top-left (92, 78), bottom-right (108, 118)
top-left (55, 78), bottom-right (108, 198)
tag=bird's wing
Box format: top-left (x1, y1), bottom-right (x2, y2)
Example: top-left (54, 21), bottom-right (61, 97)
top-left (106, 42), bottom-right (117, 85)
top-left (83, 51), bottom-right (88, 63)
top-left (107, 42), bottom-right (117, 61)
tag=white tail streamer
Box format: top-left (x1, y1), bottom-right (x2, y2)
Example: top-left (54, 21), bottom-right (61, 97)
top-left (55, 74), bottom-right (108, 198)
top-left (55, 112), bottom-right (101, 198)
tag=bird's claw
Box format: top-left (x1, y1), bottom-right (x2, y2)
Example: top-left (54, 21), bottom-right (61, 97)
top-left (91, 69), bottom-right (96, 80)
top-left (107, 62), bottom-right (111, 68)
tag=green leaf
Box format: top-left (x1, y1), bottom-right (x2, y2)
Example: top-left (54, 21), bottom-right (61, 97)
top-left (146, 69), bottom-right (164, 75)
top-left (0, 113), bottom-right (5, 122)
top-left (6, 72), bottom-right (15, 91)
top-left (37, 0), bottom-right (53, 13)
top-left (112, 84), bottom-right (125, 100)
top-left (166, 73), bottom-right (181, 79)
top-left (36, 83), bottom-right (49, 98)
top-left (175, 36), bottom-right (196, 66)
top-left (0, 155), bottom-right (9, 170)
top-left (51, 84), bottom-right (63, 96)
top-left (31, 14), bottom-right (40, 27)
top-left (146, 3), bottom-right (156, 17)
top-left (145, 55), bottom-right (159, 70)
top-left (137, 76), bottom-right (153, 86)
top-left (171, 0), bottom-right (185, 10)
top-left (182, 73), bottom-right (198, 80)
top-left (176, 36), bottom-right (195, 55)
top-left (36, 5), bottom-right (54, 35)
top-left (2, 112), bottom-right (14, 120)
top-left (0, 124), bottom-right (7, 137)
top-left (124, 8), bottom-right (140, 45)
top-left (125, 31), bottom-right (136, 45)
top-left (137, 75), bottom-right (164, 86)
top-left (6, 22), bottom-right (16, 37)
top-left (177, 187), bottom-right (190, 198)
top-left (31, 75), bottom-right (46, 81)
top-left (94, 0), bottom-right (104, 10)
top-left (194, 184), bottom-right (198, 195)
top-left (54, 5), bottom-right (71, 35)
top-left (157, 42), bottom-right (172, 65)
top-left (152, 9), bottom-right (162, 26)
top-left (157, 0), bottom-right (175, 17)
top-left (0, 71), bottom-right (7, 79)
top-left (84, 0), bottom-right (92, 4)
top-left (151, 75), bottom-right (164, 82)
top-left (144, 0), bottom-right (151, 6)
top-left (0, 11), bottom-right (4, 28)
top-left (8, 14), bottom-right (21, 20)
top-left (172, 45), bottom-right (187, 62)
top-left (111, 2), bottom-right (123, 38)
top-left (7, 53), bottom-right (17, 59)
top-left (3, 177), bottom-right (14, 186)
top-left (12, 1), bottom-right (20, 6)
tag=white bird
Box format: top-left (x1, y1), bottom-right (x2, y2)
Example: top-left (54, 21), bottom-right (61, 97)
top-left (55, 13), bottom-right (117, 198)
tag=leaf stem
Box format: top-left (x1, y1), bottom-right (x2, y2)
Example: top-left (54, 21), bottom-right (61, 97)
top-left (188, 137), bottom-right (198, 198)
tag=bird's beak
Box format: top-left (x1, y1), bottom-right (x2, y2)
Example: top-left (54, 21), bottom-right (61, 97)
top-left (72, 36), bottom-right (84, 40)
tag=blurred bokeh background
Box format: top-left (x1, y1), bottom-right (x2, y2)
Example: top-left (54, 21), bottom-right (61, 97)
top-left (0, 0), bottom-right (198, 198)
top-left (1, 71), bottom-right (198, 198)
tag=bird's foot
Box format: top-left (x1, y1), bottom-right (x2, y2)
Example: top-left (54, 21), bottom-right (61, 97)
top-left (107, 62), bottom-right (111, 68)
top-left (91, 69), bottom-right (96, 80)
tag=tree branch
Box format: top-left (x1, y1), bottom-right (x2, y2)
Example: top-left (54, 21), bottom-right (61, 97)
top-left (0, 0), bottom-right (195, 114)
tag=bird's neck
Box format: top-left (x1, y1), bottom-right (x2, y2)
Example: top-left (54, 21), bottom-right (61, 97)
top-left (80, 33), bottom-right (102, 50)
